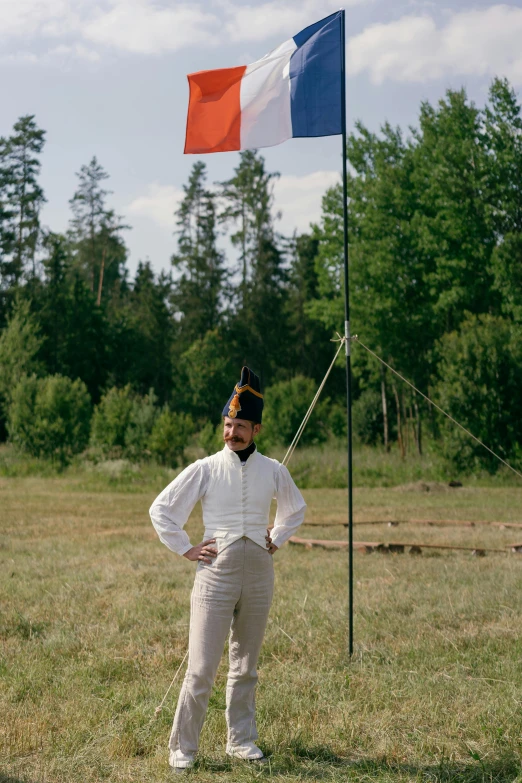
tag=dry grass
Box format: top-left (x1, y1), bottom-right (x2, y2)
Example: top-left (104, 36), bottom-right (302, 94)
top-left (1, 476), bottom-right (522, 782)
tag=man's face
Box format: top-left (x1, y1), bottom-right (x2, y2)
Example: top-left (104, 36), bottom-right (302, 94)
top-left (223, 417), bottom-right (261, 451)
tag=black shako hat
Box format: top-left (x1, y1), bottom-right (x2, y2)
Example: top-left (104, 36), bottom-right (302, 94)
top-left (222, 366), bottom-right (264, 423)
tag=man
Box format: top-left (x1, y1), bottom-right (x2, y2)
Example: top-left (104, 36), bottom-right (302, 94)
top-left (149, 366), bottom-right (307, 771)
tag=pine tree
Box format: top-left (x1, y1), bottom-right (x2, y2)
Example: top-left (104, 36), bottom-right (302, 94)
top-left (5, 116), bottom-right (46, 280)
top-left (0, 116), bottom-right (46, 302)
top-left (0, 135), bottom-right (17, 320)
top-left (0, 295), bottom-right (44, 417)
top-left (171, 162), bottom-right (226, 349)
top-left (219, 151), bottom-right (287, 384)
top-left (37, 233), bottom-right (73, 375)
top-left (284, 233), bottom-right (337, 387)
top-left (69, 156), bottom-right (128, 305)
top-left (236, 233), bottom-right (287, 383)
top-left (219, 150), bottom-right (280, 308)
top-left (112, 262), bottom-right (174, 403)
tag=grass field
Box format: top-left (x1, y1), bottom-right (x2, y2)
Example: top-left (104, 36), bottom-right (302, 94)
top-left (1, 474), bottom-right (522, 782)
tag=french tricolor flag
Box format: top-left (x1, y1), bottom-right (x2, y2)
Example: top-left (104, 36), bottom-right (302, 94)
top-left (184, 12), bottom-right (343, 155)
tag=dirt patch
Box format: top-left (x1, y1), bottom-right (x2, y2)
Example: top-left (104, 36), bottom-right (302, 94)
top-left (392, 481), bottom-right (454, 493)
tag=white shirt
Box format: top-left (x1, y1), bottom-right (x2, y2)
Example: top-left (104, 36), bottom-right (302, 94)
top-left (149, 445), bottom-right (306, 556)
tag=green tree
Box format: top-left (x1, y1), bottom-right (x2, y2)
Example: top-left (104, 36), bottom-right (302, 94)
top-left (6, 233), bottom-right (113, 403)
top-left (35, 233), bottom-right (73, 376)
top-left (220, 151), bottom-right (288, 384)
top-left (309, 124), bottom-right (425, 448)
top-left (54, 272), bottom-right (111, 401)
top-left (171, 162), bottom-right (226, 348)
top-left (69, 156), bottom-right (128, 304)
top-left (411, 89), bottom-right (496, 333)
top-left (0, 296), bottom-right (43, 417)
top-left (124, 389), bottom-right (159, 460)
top-left (179, 329), bottom-right (236, 424)
top-left (307, 184), bottom-right (344, 336)
top-left (198, 420), bottom-right (223, 455)
top-left (484, 78), bottom-right (522, 323)
top-left (284, 234), bottom-right (337, 387)
top-left (90, 385), bottom-right (135, 453)
top-left (0, 139), bottom-right (17, 304)
top-left (433, 314), bottom-right (522, 472)
top-left (149, 409), bottom-right (194, 467)
top-left (111, 262), bottom-right (174, 401)
top-left (261, 376), bottom-right (329, 449)
top-left (90, 385), bottom-right (161, 459)
top-left (219, 150), bottom-right (280, 307)
top-left (8, 374), bottom-right (91, 464)
top-left (1, 116), bottom-right (46, 281)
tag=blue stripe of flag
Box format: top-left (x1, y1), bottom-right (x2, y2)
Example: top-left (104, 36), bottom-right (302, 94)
top-left (290, 11), bottom-right (343, 139)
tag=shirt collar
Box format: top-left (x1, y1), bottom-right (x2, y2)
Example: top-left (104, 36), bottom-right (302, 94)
top-left (222, 442), bottom-right (257, 464)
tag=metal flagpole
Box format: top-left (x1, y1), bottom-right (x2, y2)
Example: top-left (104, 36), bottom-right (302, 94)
top-left (340, 8), bottom-right (354, 658)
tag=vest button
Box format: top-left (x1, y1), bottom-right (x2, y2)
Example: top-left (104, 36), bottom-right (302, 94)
top-left (241, 535), bottom-right (247, 540)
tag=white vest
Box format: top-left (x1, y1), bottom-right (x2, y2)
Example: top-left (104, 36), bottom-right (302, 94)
top-left (201, 446), bottom-right (278, 553)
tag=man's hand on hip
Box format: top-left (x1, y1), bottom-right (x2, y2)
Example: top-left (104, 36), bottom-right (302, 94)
top-left (183, 539), bottom-right (217, 564)
top-left (266, 528), bottom-right (279, 556)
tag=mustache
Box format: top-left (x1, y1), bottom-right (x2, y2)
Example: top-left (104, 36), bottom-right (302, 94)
top-left (224, 435), bottom-right (246, 443)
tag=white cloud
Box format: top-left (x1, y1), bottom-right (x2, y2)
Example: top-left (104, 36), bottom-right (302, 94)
top-left (0, 0), bottom-right (371, 62)
top-left (0, 0), bottom-right (218, 59)
top-left (222, 0), bottom-right (360, 44)
top-left (0, 0), bottom-right (81, 40)
top-left (83, 2), bottom-right (217, 56)
top-left (126, 183), bottom-right (184, 229)
top-left (47, 43), bottom-right (101, 62)
top-left (347, 5), bottom-right (522, 85)
top-left (273, 171), bottom-right (340, 235)
top-left (0, 51), bottom-right (39, 65)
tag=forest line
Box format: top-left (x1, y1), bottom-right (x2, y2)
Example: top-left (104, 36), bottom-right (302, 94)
top-left (1, 77), bottom-right (522, 473)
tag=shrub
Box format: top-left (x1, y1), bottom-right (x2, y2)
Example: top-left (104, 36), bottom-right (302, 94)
top-left (327, 402), bottom-right (347, 439)
top-left (261, 376), bottom-right (329, 449)
top-left (91, 386), bottom-right (134, 452)
top-left (352, 388), bottom-right (384, 446)
top-left (8, 374), bottom-right (91, 464)
top-left (124, 389), bottom-right (159, 459)
top-left (148, 410), bottom-right (194, 467)
top-left (180, 330), bottom-right (236, 423)
top-left (0, 297), bottom-right (44, 415)
top-left (198, 420), bottom-right (223, 455)
top-left (91, 386), bottom-right (161, 460)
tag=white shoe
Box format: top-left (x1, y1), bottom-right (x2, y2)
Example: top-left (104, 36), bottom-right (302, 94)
top-left (226, 740), bottom-right (266, 761)
top-left (169, 748), bottom-right (195, 771)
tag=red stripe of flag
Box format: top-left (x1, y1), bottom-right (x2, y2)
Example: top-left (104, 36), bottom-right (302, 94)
top-left (184, 66), bottom-right (246, 154)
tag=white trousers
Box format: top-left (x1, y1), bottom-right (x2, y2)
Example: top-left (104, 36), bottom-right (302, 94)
top-left (169, 536), bottom-right (275, 755)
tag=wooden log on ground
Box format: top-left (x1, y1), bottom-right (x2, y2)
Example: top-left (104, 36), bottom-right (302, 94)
top-left (339, 519), bottom-right (522, 529)
top-left (288, 537), bottom-right (509, 555)
top-left (288, 536), bottom-right (375, 551)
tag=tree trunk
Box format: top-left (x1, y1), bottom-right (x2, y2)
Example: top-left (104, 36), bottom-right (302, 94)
top-left (96, 245), bottom-right (107, 307)
top-left (408, 400), bottom-right (415, 453)
top-left (402, 391), bottom-right (409, 456)
top-left (381, 365), bottom-right (389, 452)
top-left (392, 382), bottom-right (405, 458)
top-left (414, 399), bottom-right (422, 456)
top-left (17, 145), bottom-right (27, 277)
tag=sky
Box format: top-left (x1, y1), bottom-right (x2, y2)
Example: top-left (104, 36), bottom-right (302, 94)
top-left (3, 0), bottom-right (522, 277)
